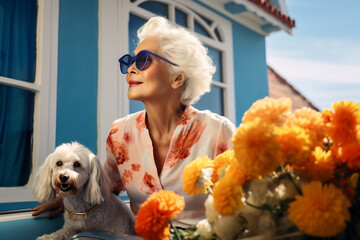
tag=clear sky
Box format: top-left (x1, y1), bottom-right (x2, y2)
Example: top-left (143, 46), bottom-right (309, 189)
top-left (266, 0), bottom-right (360, 111)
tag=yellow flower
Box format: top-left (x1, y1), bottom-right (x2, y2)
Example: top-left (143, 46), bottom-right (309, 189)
top-left (212, 176), bottom-right (243, 216)
top-left (135, 190), bottom-right (185, 240)
top-left (286, 107), bottom-right (325, 146)
top-left (241, 97), bottom-right (291, 126)
top-left (325, 100), bottom-right (360, 146)
top-left (288, 181), bottom-right (351, 237)
top-left (294, 146), bottom-right (335, 182)
top-left (232, 118), bottom-right (282, 177)
top-left (278, 125), bottom-right (313, 166)
top-left (212, 150), bottom-right (236, 183)
top-left (182, 156), bottom-right (214, 195)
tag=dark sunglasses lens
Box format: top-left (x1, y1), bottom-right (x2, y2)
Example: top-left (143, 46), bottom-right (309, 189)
top-left (136, 51), bottom-right (148, 71)
top-left (120, 55), bottom-right (132, 74)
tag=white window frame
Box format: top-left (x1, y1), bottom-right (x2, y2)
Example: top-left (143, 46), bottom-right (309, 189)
top-left (0, 0), bottom-right (59, 203)
top-left (98, 0), bottom-right (235, 161)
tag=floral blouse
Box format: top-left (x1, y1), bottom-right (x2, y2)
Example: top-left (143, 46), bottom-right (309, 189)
top-left (104, 105), bottom-right (236, 227)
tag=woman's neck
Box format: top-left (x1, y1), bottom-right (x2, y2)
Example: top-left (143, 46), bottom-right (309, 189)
top-left (144, 101), bottom-right (185, 136)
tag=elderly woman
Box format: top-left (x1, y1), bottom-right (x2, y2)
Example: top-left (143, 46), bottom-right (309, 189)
top-left (105, 16), bottom-right (236, 227)
top-left (33, 16), bottom-right (235, 228)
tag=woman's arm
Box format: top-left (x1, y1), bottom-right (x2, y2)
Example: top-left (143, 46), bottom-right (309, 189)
top-left (32, 196), bottom-right (64, 219)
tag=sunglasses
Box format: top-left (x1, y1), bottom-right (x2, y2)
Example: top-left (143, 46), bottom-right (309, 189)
top-left (118, 50), bottom-right (178, 74)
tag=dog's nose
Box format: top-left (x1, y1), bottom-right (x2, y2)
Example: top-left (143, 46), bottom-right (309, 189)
top-left (59, 174), bottom-right (69, 183)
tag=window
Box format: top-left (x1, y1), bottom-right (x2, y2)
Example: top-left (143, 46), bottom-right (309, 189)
top-left (0, 0), bottom-right (58, 202)
top-left (98, 0), bottom-right (235, 160)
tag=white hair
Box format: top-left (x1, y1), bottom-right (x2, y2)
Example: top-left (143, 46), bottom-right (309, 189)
top-left (137, 16), bottom-right (216, 105)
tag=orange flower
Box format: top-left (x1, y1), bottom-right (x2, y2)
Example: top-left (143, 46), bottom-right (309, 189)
top-left (288, 181), bottom-right (351, 237)
top-left (294, 146), bottom-right (336, 182)
top-left (321, 108), bottom-right (333, 124)
top-left (212, 176), bottom-right (243, 216)
top-left (182, 156), bottom-right (214, 195)
top-left (278, 125), bottom-right (313, 166)
top-left (241, 97), bottom-right (291, 126)
top-left (135, 190), bottom-right (185, 240)
top-left (287, 107), bottom-right (325, 146)
top-left (211, 150), bottom-right (235, 183)
top-left (325, 100), bottom-right (360, 146)
top-left (338, 142), bottom-right (360, 170)
top-left (224, 161), bottom-right (250, 186)
top-left (232, 118), bottom-right (282, 176)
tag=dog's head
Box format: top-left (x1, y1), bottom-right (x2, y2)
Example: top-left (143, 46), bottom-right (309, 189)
top-left (33, 142), bottom-right (111, 205)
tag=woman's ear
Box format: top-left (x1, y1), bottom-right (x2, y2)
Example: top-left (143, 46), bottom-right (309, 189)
top-left (171, 73), bottom-right (187, 89)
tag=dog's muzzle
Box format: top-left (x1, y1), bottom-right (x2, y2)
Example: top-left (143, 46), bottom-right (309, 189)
top-left (59, 174), bottom-right (73, 192)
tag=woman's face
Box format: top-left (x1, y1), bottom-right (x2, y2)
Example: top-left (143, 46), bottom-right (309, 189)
top-left (126, 37), bottom-right (174, 103)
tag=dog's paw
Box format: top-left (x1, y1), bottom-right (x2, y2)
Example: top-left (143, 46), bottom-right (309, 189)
top-left (36, 234), bottom-right (52, 240)
top-left (36, 233), bottom-right (66, 240)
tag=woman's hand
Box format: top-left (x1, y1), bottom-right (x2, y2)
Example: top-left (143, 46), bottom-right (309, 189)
top-left (32, 196), bottom-right (64, 219)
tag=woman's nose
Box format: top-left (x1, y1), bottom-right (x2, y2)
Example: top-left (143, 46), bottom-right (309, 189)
top-left (127, 61), bottom-right (137, 74)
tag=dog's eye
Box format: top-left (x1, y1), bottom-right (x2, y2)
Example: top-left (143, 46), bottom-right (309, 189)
top-left (73, 162), bottom-right (81, 168)
top-left (56, 161), bottom-right (63, 166)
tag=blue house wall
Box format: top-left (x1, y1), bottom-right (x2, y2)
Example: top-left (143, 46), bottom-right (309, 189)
top-left (56, 0), bottom-right (98, 154)
top-left (232, 22), bottom-right (269, 125)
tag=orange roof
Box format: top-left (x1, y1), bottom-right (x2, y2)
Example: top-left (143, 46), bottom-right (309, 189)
top-left (249, 0), bottom-right (295, 28)
top-left (268, 66), bottom-right (319, 111)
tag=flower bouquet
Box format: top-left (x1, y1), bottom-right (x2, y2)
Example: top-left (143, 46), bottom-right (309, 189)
top-left (134, 97), bottom-right (360, 240)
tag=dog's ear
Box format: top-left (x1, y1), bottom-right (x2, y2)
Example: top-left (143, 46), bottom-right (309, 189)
top-left (33, 153), bottom-right (56, 202)
top-left (84, 153), bottom-right (111, 205)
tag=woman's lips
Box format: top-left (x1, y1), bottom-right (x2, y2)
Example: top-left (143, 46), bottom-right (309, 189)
top-left (129, 80), bottom-right (143, 87)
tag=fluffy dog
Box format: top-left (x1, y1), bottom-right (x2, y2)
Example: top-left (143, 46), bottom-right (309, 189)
top-left (33, 142), bottom-right (135, 240)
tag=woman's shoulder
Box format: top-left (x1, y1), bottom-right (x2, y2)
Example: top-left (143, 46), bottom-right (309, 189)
top-left (194, 108), bottom-right (235, 130)
top-left (110, 110), bottom-right (145, 130)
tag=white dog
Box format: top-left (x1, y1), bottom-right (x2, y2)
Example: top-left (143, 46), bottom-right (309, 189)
top-left (33, 142), bottom-right (135, 240)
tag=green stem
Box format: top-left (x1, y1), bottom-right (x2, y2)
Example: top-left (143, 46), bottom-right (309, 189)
top-left (245, 201), bottom-right (269, 211)
top-left (170, 221), bottom-right (182, 240)
top-left (288, 175), bottom-right (302, 195)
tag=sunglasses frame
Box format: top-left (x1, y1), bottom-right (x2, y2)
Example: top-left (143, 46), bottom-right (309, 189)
top-left (118, 50), bottom-right (178, 74)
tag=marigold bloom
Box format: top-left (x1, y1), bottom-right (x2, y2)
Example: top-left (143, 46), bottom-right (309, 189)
top-left (212, 176), bottom-right (243, 216)
top-left (182, 156), bottom-right (214, 195)
top-left (295, 146), bottom-right (335, 182)
top-left (325, 100), bottom-right (360, 146)
top-left (288, 181), bottom-right (351, 237)
top-left (224, 161), bottom-right (250, 186)
top-left (338, 142), bottom-right (360, 170)
top-left (135, 190), bottom-right (185, 240)
top-left (232, 118), bottom-right (282, 176)
top-left (287, 107), bottom-right (325, 146)
top-left (211, 150), bottom-right (236, 183)
top-left (321, 108), bottom-right (333, 124)
top-left (241, 97), bottom-right (291, 126)
top-left (278, 125), bottom-right (313, 166)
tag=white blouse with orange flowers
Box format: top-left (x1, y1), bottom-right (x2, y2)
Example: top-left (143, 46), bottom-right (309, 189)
top-left (103, 105), bottom-right (236, 227)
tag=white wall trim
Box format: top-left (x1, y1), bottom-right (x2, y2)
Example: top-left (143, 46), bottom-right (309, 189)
top-left (0, 0), bottom-right (59, 203)
top-left (198, 0), bottom-right (293, 35)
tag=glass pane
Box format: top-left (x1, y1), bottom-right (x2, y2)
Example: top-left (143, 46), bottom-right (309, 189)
top-left (0, 85), bottom-right (34, 186)
top-left (175, 8), bottom-right (187, 27)
top-left (194, 20), bottom-right (211, 38)
top-left (128, 14), bottom-right (146, 113)
top-left (214, 27), bottom-right (222, 42)
top-left (0, 0), bottom-right (37, 83)
top-left (207, 46), bottom-right (223, 83)
top-left (138, 1), bottom-right (168, 18)
top-left (194, 86), bottom-right (224, 116)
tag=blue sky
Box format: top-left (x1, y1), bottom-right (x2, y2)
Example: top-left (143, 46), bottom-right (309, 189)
top-left (266, 0), bottom-right (360, 111)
